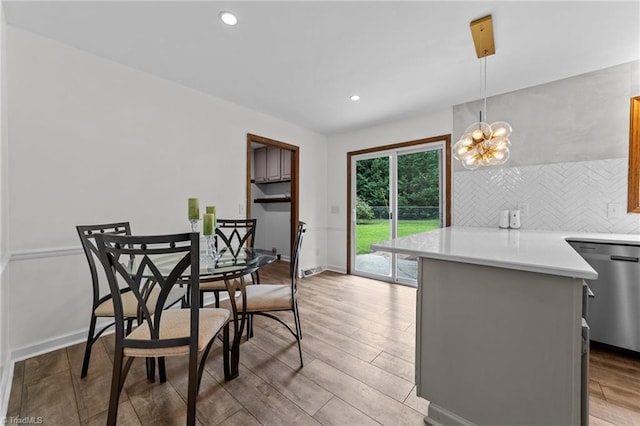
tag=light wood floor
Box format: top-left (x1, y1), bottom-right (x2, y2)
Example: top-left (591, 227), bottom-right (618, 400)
top-left (7, 262), bottom-right (640, 425)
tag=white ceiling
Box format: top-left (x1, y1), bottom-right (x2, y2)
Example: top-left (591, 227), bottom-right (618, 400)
top-left (3, 1), bottom-right (640, 134)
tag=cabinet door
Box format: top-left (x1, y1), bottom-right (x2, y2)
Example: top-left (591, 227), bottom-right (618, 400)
top-left (281, 149), bottom-right (292, 181)
top-left (267, 147), bottom-right (281, 181)
top-left (254, 147), bottom-right (267, 182)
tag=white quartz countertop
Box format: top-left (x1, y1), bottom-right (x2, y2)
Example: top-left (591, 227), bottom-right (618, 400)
top-left (370, 227), bottom-right (640, 280)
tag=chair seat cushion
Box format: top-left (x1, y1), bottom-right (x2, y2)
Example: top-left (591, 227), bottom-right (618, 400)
top-left (123, 308), bottom-right (230, 357)
top-left (222, 284), bottom-right (293, 312)
top-left (199, 279), bottom-right (227, 291)
top-left (95, 286), bottom-right (188, 317)
top-left (200, 273), bottom-right (257, 292)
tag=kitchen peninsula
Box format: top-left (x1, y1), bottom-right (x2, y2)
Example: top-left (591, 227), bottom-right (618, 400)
top-left (372, 227), bottom-right (605, 426)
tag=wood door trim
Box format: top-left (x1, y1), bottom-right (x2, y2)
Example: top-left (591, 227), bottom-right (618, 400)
top-left (246, 134), bottom-right (300, 254)
top-left (628, 96), bottom-right (640, 213)
top-left (346, 134), bottom-right (452, 274)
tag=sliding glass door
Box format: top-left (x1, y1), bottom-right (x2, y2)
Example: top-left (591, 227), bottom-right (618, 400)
top-left (351, 143), bottom-right (445, 285)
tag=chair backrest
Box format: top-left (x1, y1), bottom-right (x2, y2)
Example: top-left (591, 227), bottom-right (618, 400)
top-left (95, 232), bottom-right (200, 350)
top-left (77, 222), bottom-right (132, 308)
top-left (215, 219), bottom-right (257, 257)
top-left (290, 221), bottom-right (307, 289)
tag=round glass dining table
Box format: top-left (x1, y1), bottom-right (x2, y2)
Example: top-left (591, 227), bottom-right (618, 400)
top-left (123, 246), bottom-right (277, 380)
top-left (142, 247), bottom-right (277, 280)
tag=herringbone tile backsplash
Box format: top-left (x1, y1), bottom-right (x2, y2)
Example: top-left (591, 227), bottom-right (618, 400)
top-left (453, 158), bottom-right (640, 234)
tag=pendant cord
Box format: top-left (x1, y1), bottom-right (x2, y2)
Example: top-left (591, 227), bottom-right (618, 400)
top-left (483, 54), bottom-right (487, 123)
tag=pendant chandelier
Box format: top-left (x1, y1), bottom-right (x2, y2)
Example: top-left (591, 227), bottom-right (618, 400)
top-left (453, 15), bottom-right (512, 170)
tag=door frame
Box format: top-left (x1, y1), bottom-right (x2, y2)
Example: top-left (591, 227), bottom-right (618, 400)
top-left (346, 134), bottom-right (451, 274)
top-left (246, 133), bottom-right (300, 254)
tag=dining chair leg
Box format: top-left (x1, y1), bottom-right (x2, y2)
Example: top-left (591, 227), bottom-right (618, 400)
top-left (197, 338), bottom-right (216, 391)
top-left (107, 350), bottom-right (124, 426)
top-left (80, 314), bottom-right (97, 378)
top-left (230, 314), bottom-right (246, 379)
top-left (293, 305), bottom-right (304, 367)
top-left (187, 351), bottom-right (198, 426)
top-left (246, 314), bottom-right (254, 340)
top-left (294, 299), bottom-right (303, 340)
top-left (222, 323), bottom-right (231, 380)
top-left (214, 291), bottom-right (220, 308)
top-left (158, 357), bottom-right (167, 383)
top-left (146, 357), bottom-right (156, 382)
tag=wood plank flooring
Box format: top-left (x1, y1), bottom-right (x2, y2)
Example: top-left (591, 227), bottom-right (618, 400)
top-left (7, 262), bottom-right (640, 425)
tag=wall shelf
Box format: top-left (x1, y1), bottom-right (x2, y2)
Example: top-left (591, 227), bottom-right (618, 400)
top-left (251, 179), bottom-right (291, 184)
top-left (253, 197), bottom-right (291, 203)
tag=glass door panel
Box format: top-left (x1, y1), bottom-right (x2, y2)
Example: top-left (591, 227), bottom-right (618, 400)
top-left (354, 156), bottom-right (391, 277)
top-left (396, 150), bottom-right (442, 281)
top-left (351, 142), bottom-right (445, 284)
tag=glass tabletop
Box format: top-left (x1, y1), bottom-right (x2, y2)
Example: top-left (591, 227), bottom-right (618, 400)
top-left (199, 248), bottom-right (276, 279)
top-left (123, 247), bottom-right (277, 281)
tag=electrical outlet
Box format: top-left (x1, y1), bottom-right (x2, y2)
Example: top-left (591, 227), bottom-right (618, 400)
top-left (607, 203), bottom-right (622, 218)
top-left (517, 204), bottom-right (529, 217)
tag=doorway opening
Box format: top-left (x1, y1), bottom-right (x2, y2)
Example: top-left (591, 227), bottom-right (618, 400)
top-left (246, 134), bottom-right (299, 260)
top-left (347, 135), bottom-right (451, 285)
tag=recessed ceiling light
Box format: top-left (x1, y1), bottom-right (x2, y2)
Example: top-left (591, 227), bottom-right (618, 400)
top-left (219, 11), bottom-right (238, 26)
top-left (350, 95), bottom-right (361, 101)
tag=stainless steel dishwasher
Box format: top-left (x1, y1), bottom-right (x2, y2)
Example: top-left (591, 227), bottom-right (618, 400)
top-left (568, 240), bottom-right (640, 352)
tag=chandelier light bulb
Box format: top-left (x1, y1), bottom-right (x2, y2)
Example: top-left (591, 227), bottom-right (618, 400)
top-left (463, 156), bottom-right (480, 170)
top-left (491, 121), bottom-right (512, 138)
top-left (471, 129), bottom-right (484, 142)
top-left (454, 119), bottom-right (512, 170)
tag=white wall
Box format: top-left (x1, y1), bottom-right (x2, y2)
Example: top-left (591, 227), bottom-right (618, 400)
top-left (251, 181), bottom-right (291, 259)
top-left (5, 27), bottom-right (327, 353)
top-left (0, 2), bottom-right (9, 416)
top-left (326, 109), bottom-right (453, 272)
top-left (453, 61), bottom-right (640, 232)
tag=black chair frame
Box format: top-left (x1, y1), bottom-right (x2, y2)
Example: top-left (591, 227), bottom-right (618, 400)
top-left (77, 222), bottom-right (134, 378)
top-left (96, 232), bottom-right (229, 426)
top-left (245, 221), bottom-right (306, 366)
top-left (201, 218), bottom-right (258, 307)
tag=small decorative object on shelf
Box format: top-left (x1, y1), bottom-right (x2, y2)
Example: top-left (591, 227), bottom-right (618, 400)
top-left (203, 213), bottom-right (218, 259)
top-left (188, 198), bottom-right (200, 232)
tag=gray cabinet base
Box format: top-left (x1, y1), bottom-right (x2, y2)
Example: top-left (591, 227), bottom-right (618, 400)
top-left (425, 403), bottom-right (476, 426)
top-left (416, 257), bottom-right (583, 425)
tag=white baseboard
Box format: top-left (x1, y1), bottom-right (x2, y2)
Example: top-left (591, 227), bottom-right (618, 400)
top-left (0, 361), bottom-right (13, 423)
top-left (0, 325), bottom-right (92, 423)
top-left (324, 264), bottom-right (347, 274)
top-left (10, 327), bottom-right (91, 363)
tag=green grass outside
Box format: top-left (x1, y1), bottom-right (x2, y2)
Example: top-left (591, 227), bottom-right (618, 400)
top-left (356, 219), bottom-right (440, 255)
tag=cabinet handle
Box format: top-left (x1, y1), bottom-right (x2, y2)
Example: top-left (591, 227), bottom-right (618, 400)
top-left (610, 255), bottom-right (639, 262)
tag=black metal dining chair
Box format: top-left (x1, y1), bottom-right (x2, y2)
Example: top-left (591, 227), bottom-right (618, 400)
top-left (76, 222), bottom-right (188, 378)
top-left (95, 232), bottom-right (231, 426)
top-left (200, 218), bottom-right (258, 307)
top-left (222, 221), bottom-right (306, 366)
